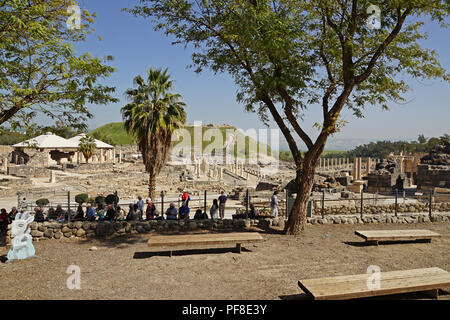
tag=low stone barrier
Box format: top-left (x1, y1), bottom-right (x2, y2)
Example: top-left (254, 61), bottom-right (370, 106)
top-left (3, 212), bottom-right (449, 244)
top-left (313, 202), bottom-right (450, 215)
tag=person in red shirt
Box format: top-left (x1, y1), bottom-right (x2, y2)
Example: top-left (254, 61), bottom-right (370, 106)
top-left (181, 191), bottom-right (191, 206)
top-left (145, 198), bottom-right (154, 220)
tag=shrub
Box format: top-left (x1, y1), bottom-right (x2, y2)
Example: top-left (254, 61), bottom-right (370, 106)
top-left (95, 196), bottom-right (106, 205)
top-left (75, 193), bottom-right (89, 204)
top-left (105, 194), bottom-right (119, 205)
top-left (35, 198), bottom-right (49, 207)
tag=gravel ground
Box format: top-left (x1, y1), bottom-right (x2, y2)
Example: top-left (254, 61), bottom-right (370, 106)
top-left (1, 222), bottom-right (449, 300)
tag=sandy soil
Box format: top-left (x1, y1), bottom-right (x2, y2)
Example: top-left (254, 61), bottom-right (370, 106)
top-left (1, 222), bottom-right (449, 300)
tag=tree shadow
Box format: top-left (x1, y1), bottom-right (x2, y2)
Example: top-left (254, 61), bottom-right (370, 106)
top-left (133, 246), bottom-right (252, 258)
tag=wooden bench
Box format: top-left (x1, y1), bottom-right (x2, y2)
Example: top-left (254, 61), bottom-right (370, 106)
top-left (355, 229), bottom-right (442, 245)
top-left (147, 232), bottom-right (264, 257)
top-left (298, 267), bottom-right (450, 300)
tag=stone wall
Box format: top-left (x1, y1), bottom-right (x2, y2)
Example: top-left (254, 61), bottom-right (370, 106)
top-left (7, 165), bottom-right (51, 178)
top-left (417, 164), bottom-right (450, 191)
top-left (313, 202), bottom-right (450, 215)
top-left (3, 213), bottom-right (450, 244)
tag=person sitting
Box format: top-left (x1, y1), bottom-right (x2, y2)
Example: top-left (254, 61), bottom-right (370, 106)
top-left (8, 207), bottom-right (18, 223)
top-left (74, 204), bottom-right (85, 221)
top-left (55, 205), bottom-right (65, 222)
top-left (116, 206), bottom-right (126, 220)
top-left (194, 209), bottom-right (208, 220)
top-left (85, 204), bottom-right (97, 221)
top-left (178, 203), bottom-right (190, 220)
top-left (96, 204), bottom-right (105, 221)
top-left (165, 203), bottom-right (178, 220)
top-left (126, 204), bottom-right (140, 221)
top-left (33, 207), bottom-right (45, 222)
top-left (248, 204), bottom-right (258, 219)
top-left (210, 199), bottom-right (219, 220)
top-left (17, 208), bottom-right (30, 220)
top-left (47, 207), bottom-right (58, 221)
top-left (105, 204), bottom-right (116, 221)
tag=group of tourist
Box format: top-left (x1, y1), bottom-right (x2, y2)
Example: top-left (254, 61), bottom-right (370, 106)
top-left (1, 189), bottom-right (278, 224)
top-left (0, 191), bottom-right (231, 227)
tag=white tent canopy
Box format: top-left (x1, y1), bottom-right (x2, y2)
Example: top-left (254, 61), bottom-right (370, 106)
top-left (68, 134), bottom-right (114, 149)
top-left (13, 132), bottom-right (79, 149)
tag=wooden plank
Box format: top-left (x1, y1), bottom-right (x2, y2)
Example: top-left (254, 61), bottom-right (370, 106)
top-left (147, 232), bottom-right (264, 247)
top-left (298, 267), bottom-right (450, 300)
top-left (355, 230), bottom-right (441, 242)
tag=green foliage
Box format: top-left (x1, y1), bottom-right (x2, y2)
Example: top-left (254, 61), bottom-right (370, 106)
top-left (35, 198), bottom-right (49, 207)
top-left (75, 193), bottom-right (89, 204)
top-left (0, 0), bottom-right (118, 130)
top-left (126, 0), bottom-right (449, 171)
top-left (0, 129), bottom-right (27, 145)
top-left (95, 196), bottom-right (106, 205)
top-left (105, 194), bottom-right (119, 205)
top-left (121, 67), bottom-right (187, 198)
top-left (78, 135), bottom-right (96, 162)
top-left (348, 134), bottom-right (449, 158)
top-left (90, 122), bottom-right (133, 146)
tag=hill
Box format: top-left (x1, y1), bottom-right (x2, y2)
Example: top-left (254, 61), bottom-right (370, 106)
top-left (90, 122), bottom-right (274, 158)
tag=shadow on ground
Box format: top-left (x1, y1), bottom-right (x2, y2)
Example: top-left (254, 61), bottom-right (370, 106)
top-left (133, 247), bottom-right (252, 258)
top-left (344, 239), bottom-right (433, 247)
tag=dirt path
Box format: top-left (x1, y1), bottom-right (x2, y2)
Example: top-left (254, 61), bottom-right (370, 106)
top-left (1, 222), bottom-right (449, 300)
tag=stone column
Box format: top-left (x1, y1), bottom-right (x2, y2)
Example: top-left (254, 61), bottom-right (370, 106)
top-left (2, 158), bottom-right (7, 172)
top-left (366, 157), bottom-right (371, 175)
top-left (50, 170), bottom-right (56, 183)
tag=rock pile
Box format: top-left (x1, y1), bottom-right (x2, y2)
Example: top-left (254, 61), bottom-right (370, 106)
top-left (421, 141), bottom-right (450, 165)
top-left (372, 159), bottom-right (397, 175)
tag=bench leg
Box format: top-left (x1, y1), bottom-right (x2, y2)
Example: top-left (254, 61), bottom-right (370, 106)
top-left (169, 250), bottom-right (172, 258)
top-left (424, 289), bottom-right (439, 300)
top-left (236, 243), bottom-right (242, 253)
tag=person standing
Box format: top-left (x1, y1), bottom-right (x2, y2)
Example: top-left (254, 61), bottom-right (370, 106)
top-left (218, 191), bottom-right (227, 219)
top-left (137, 196), bottom-right (144, 215)
top-left (181, 191), bottom-right (191, 206)
top-left (145, 198), bottom-right (154, 220)
top-left (0, 208), bottom-right (8, 246)
top-left (270, 191), bottom-right (279, 217)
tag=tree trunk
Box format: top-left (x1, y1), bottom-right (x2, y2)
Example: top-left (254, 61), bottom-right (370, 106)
top-left (148, 173), bottom-right (156, 200)
top-left (285, 153), bottom-right (321, 235)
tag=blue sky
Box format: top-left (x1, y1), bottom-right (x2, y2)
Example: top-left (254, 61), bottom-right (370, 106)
top-left (74, 0), bottom-right (449, 150)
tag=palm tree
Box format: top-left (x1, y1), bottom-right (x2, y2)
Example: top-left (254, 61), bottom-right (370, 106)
top-left (121, 67), bottom-right (187, 199)
top-left (79, 135), bottom-right (96, 163)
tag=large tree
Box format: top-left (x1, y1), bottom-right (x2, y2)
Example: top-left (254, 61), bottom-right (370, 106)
top-left (127, 0), bottom-right (449, 234)
top-left (0, 0), bottom-right (117, 130)
top-left (121, 67), bottom-right (187, 199)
